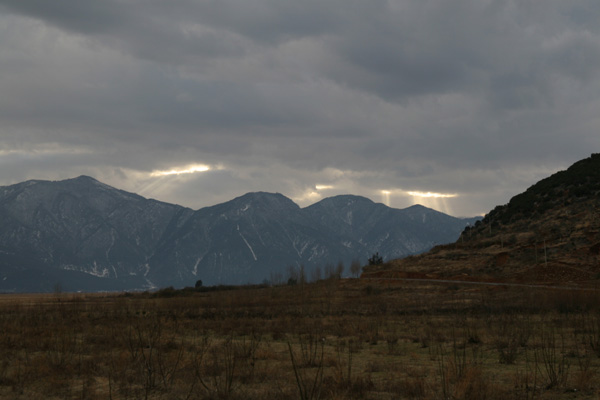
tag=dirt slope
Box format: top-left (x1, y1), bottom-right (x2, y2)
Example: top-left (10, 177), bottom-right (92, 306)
top-left (363, 154), bottom-right (600, 287)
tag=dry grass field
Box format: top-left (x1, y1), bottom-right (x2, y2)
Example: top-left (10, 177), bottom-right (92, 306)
top-left (1, 278), bottom-right (600, 399)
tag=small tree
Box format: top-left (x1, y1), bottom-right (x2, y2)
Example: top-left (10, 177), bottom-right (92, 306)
top-left (310, 265), bottom-right (323, 282)
top-left (299, 264), bottom-right (307, 285)
top-left (195, 279), bottom-right (203, 289)
top-left (350, 259), bottom-right (362, 278)
top-left (323, 263), bottom-right (336, 280)
top-left (270, 271), bottom-right (284, 286)
top-left (287, 265), bottom-right (300, 285)
top-left (335, 261), bottom-right (345, 279)
top-left (368, 252), bottom-right (383, 266)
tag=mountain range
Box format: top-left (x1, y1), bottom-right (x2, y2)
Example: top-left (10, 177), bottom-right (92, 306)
top-left (363, 154), bottom-right (600, 286)
top-left (0, 176), bottom-right (477, 292)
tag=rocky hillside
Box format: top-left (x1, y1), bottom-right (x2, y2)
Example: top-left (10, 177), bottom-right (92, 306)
top-left (363, 154), bottom-right (600, 286)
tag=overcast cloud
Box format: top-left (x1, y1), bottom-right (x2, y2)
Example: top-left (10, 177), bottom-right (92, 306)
top-left (0, 0), bottom-right (599, 216)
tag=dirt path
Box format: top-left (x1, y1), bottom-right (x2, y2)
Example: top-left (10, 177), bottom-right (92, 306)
top-left (361, 276), bottom-right (600, 291)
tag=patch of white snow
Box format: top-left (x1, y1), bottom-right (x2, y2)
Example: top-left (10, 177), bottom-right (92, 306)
top-left (344, 211), bottom-right (353, 225)
top-left (192, 257), bottom-right (202, 276)
top-left (237, 224), bottom-right (257, 261)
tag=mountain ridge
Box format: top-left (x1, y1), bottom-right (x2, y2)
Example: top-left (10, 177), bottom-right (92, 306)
top-left (0, 176), bottom-right (476, 292)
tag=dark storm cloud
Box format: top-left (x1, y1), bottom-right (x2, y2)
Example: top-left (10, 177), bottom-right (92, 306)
top-left (0, 0), bottom-right (599, 216)
top-left (0, 0), bottom-right (248, 67)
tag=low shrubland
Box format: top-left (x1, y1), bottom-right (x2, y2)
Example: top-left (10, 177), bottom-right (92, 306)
top-left (0, 279), bottom-right (599, 399)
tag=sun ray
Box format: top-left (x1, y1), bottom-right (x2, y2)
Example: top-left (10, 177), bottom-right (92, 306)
top-left (381, 190), bottom-right (391, 206)
top-left (406, 191), bottom-right (457, 198)
top-left (315, 184), bottom-right (334, 190)
top-left (150, 164), bottom-right (211, 177)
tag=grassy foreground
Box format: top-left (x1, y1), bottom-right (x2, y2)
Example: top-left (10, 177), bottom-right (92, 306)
top-left (1, 279), bottom-right (600, 399)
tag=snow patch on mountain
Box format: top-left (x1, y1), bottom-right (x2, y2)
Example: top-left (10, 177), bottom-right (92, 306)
top-left (238, 225), bottom-right (257, 261)
top-left (192, 257), bottom-right (202, 276)
top-left (344, 211), bottom-right (353, 225)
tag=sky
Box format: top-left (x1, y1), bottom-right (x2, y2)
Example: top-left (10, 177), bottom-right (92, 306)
top-left (0, 1), bottom-right (599, 217)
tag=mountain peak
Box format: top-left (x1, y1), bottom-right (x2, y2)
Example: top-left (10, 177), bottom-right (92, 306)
top-left (404, 204), bottom-right (445, 215)
top-left (65, 175), bottom-right (113, 188)
top-left (306, 194), bottom-right (377, 212)
top-left (68, 175), bottom-right (101, 184)
top-left (239, 191), bottom-right (294, 202)
top-left (238, 191), bottom-right (287, 200)
top-left (405, 204), bottom-right (428, 211)
top-left (222, 191), bottom-right (300, 213)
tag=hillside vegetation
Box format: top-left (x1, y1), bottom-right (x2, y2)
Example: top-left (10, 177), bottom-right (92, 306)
top-left (363, 154), bottom-right (600, 286)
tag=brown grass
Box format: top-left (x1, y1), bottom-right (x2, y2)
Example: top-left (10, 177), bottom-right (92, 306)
top-left (0, 279), bottom-right (599, 399)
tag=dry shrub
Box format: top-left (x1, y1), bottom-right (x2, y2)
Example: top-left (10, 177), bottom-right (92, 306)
top-left (392, 376), bottom-right (427, 399)
top-left (420, 320), bottom-right (446, 348)
top-left (323, 373), bottom-right (375, 399)
top-left (486, 313), bottom-right (532, 365)
top-left (1, 282), bottom-right (600, 399)
top-left (188, 333), bottom-right (265, 399)
top-left (356, 318), bottom-right (382, 345)
top-left (534, 326), bottom-right (571, 390)
top-left (364, 360), bottom-right (386, 373)
top-left (512, 360), bottom-right (540, 400)
top-left (385, 368), bottom-right (428, 399)
top-left (451, 366), bottom-right (492, 400)
top-left (287, 338), bottom-right (325, 400)
top-left (254, 345), bottom-right (281, 362)
top-left (384, 325), bottom-right (401, 355)
top-left (571, 366), bottom-right (596, 392)
top-left (436, 337), bottom-right (490, 400)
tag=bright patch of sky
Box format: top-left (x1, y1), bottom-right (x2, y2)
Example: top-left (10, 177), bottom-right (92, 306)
top-left (150, 164), bottom-right (211, 177)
